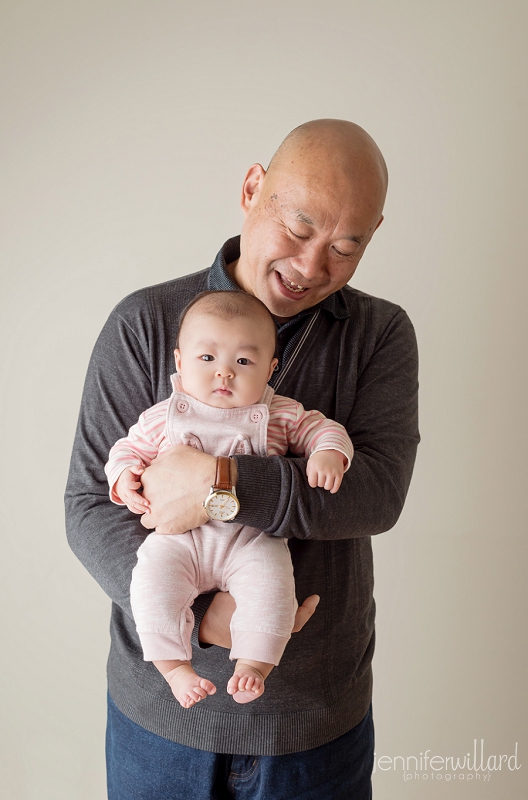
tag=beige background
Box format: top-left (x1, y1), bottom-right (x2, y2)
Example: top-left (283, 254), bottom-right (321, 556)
top-left (1, 1), bottom-right (526, 798)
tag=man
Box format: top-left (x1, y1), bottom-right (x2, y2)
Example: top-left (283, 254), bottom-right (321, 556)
top-left (65, 119), bottom-right (419, 799)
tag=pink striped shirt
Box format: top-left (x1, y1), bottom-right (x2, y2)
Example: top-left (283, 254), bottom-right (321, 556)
top-left (106, 390), bottom-right (353, 504)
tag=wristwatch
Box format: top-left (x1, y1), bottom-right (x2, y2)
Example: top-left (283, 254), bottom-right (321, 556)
top-left (203, 456), bottom-right (240, 521)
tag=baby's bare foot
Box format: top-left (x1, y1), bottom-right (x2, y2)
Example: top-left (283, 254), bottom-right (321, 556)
top-left (165, 663), bottom-right (216, 708)
top-left (227, 664), bottom-right (266, 704)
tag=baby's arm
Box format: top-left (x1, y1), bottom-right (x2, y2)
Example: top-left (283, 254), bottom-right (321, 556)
top-left (306, 450), bottom-right (348, 494)
top-left (105, 399), bottom-right (170, 507)
top-left (274, 396), bottom-right (354, 494)
top-left (115, 466), bottom-right (150, 514)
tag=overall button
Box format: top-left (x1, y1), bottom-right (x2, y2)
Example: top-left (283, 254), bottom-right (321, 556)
top-left (176, 400), bottom-right (189, 413)
top-left (250, 410), bottom-right (263, 422)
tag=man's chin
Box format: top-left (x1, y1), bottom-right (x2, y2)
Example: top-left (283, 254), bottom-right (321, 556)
top-left (265, 292), bottom-right (315, 322)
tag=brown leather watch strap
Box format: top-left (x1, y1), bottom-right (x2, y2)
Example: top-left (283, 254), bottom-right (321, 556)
top-left (214, 456), bottom-right (233, 491)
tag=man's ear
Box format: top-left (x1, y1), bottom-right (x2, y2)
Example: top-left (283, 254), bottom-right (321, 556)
top-left (374, 214), bottom-right (384, 232)
top-left (268, 357), bottom-right (279, 380)
top-left (241, 164), bottom-right (266, 215)
top-left (174, 348), bottom-right (182, 373)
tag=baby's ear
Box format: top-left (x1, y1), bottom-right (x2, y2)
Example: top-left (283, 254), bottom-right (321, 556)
top-left (268, 357), bottom-right (279, 380)
top-left (174, 348), bottom-right (182, 373)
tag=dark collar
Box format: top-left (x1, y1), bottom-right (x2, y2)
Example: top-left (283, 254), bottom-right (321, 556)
top-left (207, 236), bottom-right (351, 324)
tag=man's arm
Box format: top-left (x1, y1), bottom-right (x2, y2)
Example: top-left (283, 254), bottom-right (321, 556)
top-left (66, 295), bottom-right (417, 630)
top-left (199, 592), bottom-right (320, 649)
top-left (235, 308), bottom-right (419, 539)
top-left (65, 303), bottom-right (156, 616)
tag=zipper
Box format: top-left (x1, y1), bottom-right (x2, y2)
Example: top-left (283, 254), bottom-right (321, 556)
top-left (273, 310), bottom-right (321, 392)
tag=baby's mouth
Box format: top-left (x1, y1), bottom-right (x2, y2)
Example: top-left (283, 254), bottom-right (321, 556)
top-left (279, 273), bottom-right (308, 293)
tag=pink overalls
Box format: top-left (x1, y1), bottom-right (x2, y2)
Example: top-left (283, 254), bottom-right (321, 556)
top-left (130, 380), bottom-right (298, 667)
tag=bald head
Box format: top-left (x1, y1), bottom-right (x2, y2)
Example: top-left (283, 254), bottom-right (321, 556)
top-left (267, 119), bottom-right (388, 217)
top-left (233, 118), bottom-right (388, 320)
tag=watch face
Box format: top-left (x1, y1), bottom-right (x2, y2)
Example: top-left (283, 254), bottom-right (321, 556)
top-left (205, 491), bottom-right (239, 521)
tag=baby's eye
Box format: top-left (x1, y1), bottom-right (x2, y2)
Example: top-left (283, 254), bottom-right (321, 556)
top-left (201, 354), bottom-right (214, 362)
top-left (237, 358), bottom-right (251, 365)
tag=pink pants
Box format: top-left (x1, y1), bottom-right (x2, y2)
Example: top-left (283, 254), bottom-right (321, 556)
top-left (131, 521), bottom-right (297, 666)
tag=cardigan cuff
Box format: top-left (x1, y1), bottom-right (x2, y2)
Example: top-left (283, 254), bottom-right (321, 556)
top-left (232, 454), bottom-right (284, 532)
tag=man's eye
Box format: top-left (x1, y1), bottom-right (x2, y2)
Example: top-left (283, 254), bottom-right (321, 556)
top-left (237, 358), bottom-right (251, 365)
top-left (201, 354), bottom-right (214, 361)
top-left (332, 246), bottom-right (353, 258)
top-left (288, 228), bottom-right (309, 240)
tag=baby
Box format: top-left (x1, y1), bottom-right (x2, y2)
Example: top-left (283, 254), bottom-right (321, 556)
top-left (105, 290), bottom-right (353, 708)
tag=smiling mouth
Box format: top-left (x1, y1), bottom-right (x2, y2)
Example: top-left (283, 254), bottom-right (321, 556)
top-left (279, 273), bottom-right (308, 293)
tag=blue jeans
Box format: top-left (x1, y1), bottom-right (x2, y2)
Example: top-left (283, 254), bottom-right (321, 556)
top-left (106, 694), bottom-right (374, 799)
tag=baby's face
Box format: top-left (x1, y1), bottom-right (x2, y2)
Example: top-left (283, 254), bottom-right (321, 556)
top-left (174, 312), bottom-right (278, 408)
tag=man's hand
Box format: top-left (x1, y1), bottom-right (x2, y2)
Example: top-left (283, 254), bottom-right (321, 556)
top-left (140, 445), bottom-right (216, 534)
top-left (199, 592), bottom-right (320, 648)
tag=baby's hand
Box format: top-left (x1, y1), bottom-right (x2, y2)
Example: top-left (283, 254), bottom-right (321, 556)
top-left (306, 450), bottom-right (347, 494)
top-left (115, 467), bottom-right (150, 514)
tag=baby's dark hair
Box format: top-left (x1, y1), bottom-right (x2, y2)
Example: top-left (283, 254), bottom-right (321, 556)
top-left (176, 290), bottom-right (278, 354)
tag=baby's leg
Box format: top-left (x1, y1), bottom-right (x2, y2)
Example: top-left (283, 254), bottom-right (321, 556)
top-left (225, 532), bottom-right (298, 704)
top-left (155, 659), bottom-right (216, 709)
top-left (131, 533), bottom-right (217, 708)
top-left (227, 659), bottom-right (273, 704)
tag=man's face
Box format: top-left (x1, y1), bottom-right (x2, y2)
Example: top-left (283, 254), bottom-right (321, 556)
top-left (233, 164), bottom-right (384, 321)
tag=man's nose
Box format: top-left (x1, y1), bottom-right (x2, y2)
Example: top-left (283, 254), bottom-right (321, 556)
top-left (291, 241), bottom-right (327, 280)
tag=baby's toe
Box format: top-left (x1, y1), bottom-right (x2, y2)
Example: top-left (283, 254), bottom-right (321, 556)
top-left (199, 678), bottom-right (216, 696)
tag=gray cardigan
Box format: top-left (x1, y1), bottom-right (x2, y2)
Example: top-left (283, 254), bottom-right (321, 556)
top-left (65, 237), bottom-right (419, 755)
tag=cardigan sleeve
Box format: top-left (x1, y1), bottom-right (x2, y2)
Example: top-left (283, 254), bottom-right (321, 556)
top-left (65, 306), bottom-right (155, 617)
top-left (233, 307), bottom-right (420, 540)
